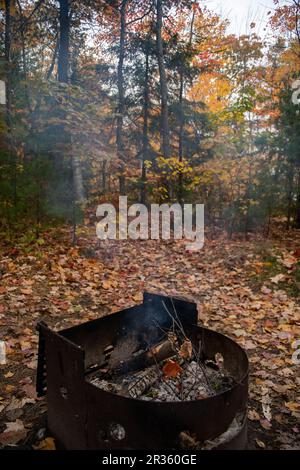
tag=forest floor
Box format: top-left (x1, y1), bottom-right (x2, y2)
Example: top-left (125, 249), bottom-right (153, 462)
top-left (0, 224), bottom-right (300, 450)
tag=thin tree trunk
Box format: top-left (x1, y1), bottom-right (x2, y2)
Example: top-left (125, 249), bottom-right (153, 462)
top-left (178, 68), bottom-right (184, 162)
top-left (70, 137), bottom-right (85, 203)
top-left (58, 0), bottom-right (70, 83)
top-left (5, 0), bottom-right (12, 128)
top-left (156, 0), bottom-right (170, 158)
top-left (46, 36), bottom-right (59, 80)
top-left (5, 0), bottom-right (17, 207)
top-left (57, 0), bottom-right (84, 243)
top-left (178, 67), bottom-right (184, 205)
top-left (295, 169), bottom-right (300, 228)
top-left (117, 0), bottom-right (127, 195)
top-left (286, 169), bottom-right (293, 230)
top-left (102, 160), bottom-right (107, 193)
top-left (57, 0), bottom-right (84, 205)
top-left (178, 7), bottom-right (195, 204)
top-left (140, 38), bottom-right (150, 204)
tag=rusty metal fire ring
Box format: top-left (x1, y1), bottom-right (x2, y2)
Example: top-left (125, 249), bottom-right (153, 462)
top-left (36, 292), bottom-right (249, 450)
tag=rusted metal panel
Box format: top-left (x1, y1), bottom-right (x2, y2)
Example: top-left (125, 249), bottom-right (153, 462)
top-left (40, 324), bottom-right (87, 449)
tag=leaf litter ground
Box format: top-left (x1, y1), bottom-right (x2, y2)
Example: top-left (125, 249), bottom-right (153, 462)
top-left (0, 226), bottom-right (299, 450)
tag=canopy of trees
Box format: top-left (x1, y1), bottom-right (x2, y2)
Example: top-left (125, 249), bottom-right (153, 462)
top-left (0, 0), bottom-right (300, 240)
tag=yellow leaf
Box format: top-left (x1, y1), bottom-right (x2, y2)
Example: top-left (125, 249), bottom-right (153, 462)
top-left (4, 371), bottom-right (14, 378)
top-left (285, 402), bottom-right (300, 412)
top-left (255, 439), bottom-right (266, 449)
top-left (33, 437), bottom-right (56, 451)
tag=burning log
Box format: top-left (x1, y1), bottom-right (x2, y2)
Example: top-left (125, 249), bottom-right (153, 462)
top-left (113, 338), bottom-right (177, 376)
top-left (147, 338), bottom-right (177, 363)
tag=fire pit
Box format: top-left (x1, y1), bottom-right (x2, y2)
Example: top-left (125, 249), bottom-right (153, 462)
top-left (36, 292), bottom-right (249, 450)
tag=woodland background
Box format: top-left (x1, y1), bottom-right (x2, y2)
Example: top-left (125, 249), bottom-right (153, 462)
top-left (0, 0), bottom-right (300, 237)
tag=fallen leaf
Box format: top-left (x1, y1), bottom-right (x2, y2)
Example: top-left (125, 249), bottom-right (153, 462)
top-left (6, 396), bottom-right (35, 412)
top-left (162, 359), bottom-right (182, 379)
top-left (26, 359), bottom-right (38, 370)
top-left (0, 304), bottom-right (6, 314)
top-left (4, 371), bottom-right (14, 378)
top-left (33, 437), bottom-right (56, 450)
top-left (233, 329), bottom-right (246, 338)
top-left (285, 402), bottom-right (300, 412)
top-left (260, 418), bottom-right (272, 430)
top-left (244, 340), bottom-right (256, 350)
top-left (0, 419), bottom-right (27, 445)
top-left (255, 439), bottom-right (266, 449)
top-left (22, 384), bottom-right (37, 399)
top-left (271, 273), bottom-right (286, 284)
top-left (19, 339), bottom-right (31, 351)
top-left (281, 255), bottom-right (297, 269)
top-left (261, 286), bottom-right (271, 295)
top-left (179, 340), bottom-right (193, 360)
top-left (248, 409), bottom-right (260, 421)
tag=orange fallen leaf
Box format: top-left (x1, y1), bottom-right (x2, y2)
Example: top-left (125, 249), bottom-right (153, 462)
top-left (102, 279), bottom-right (116, 289)
top-left (281, 255), bottom-right (297, 269)
top-left (20, 288), bottom-right (33, 295)
top-left (162, 359), bottom-right (182, 379)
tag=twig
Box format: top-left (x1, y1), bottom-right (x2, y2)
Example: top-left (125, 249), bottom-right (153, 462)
top-left (162, 300), bottom-right (213, 392)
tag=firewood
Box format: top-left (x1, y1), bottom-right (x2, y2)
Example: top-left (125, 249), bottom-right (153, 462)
top-left (127, 367), bottom-right (159, 399)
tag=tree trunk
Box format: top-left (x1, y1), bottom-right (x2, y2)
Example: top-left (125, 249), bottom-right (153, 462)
top-left (116, 0), bottom-right (127, 195)
top-left (102, 160), bottom-right (107, 193)
top-left (58, 0), bottom-right (70, 83)
top-left (57, 0), bottom-right (84, 243)
top-left (46, 36), bottom-right (59, 80)
top-left (178, 67), bottom-right (184, 205)
top-left (5, 0), bottom-right (17, 206)
top-left (178, 7), bottom-right (195, 205)
top-left (295, 169), bottom-right (300, 228)
top-left (140, 38), bottom-right (150, 205)
top-left (178, 68), bottom-right (184, 162)
top-left (156, 0), bottom-right (170, 158)
top-left (5, 0), bottom-right (12, 127)
top-left (286, 168), bottom-right (293, 230)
